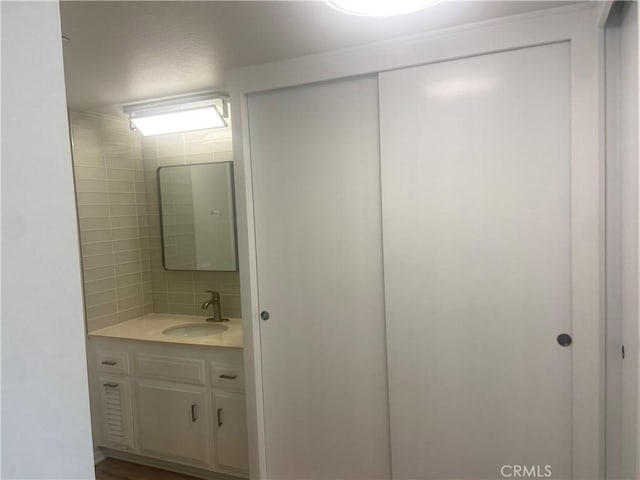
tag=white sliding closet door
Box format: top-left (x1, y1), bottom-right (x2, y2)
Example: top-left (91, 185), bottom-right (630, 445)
top-left (380, 43), bottom-right (574, 478)
top-left (248, 76), bottom-right (390, 479)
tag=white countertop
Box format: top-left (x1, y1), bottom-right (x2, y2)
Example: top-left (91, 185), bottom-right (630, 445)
top-left (88, 313), bottom-right (243, 349)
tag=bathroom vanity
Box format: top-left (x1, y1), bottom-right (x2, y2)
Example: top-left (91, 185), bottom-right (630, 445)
top-left (87, 314), bottom-right (248, 478)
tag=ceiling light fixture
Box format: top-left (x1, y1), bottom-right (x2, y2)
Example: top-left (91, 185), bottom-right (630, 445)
top-left (326, 0), bottom-right (442, 17)
top-left (123, 92), bottom-right (229, 136)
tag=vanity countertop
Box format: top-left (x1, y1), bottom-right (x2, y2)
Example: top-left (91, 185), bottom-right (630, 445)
top-left (88, 313), bottom-right (243, 349)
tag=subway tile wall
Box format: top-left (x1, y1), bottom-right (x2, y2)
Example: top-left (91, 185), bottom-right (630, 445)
top-left (70, 112), bottom-right (152, 332)
top-left (70, 111), bottom-right (241, 332)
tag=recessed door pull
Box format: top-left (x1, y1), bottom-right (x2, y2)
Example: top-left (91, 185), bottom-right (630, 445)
top-left (101, 360), bottom-right (117, 366)
top-left (217, 408), bottom-right (223, 427)
top-left (219, 374), bottom-right (237, 379)
top-left (557, 333), bottom-right (572, 347)
top-left (191, 403), bottom-right (198, 422)
top-left (260, 311), bottom-right (270, 321)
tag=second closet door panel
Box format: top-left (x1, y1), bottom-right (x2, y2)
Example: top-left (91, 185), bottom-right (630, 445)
top-left (380, 42), bottom-right (573, 479)
top-left (248, 76), bottom-right (390, 479)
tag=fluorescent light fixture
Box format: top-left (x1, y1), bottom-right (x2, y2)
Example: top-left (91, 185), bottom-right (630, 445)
top-left (326, 0), bottom-right (441, 16)
top-left (123, 92), bottom-right (229, 136)
top-left (130, 106), bottom-right (225, 136)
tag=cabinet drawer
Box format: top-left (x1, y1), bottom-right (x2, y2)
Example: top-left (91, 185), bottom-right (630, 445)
top-left (96, 350), bottom-right (130, 375)
top-left (136, 354), bottom-right (205, 385)
top-left (211, 363), bottom-right (244, 391)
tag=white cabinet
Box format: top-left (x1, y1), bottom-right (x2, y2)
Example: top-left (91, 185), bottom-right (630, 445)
top-left (87, 337), bottom-right (248, 477)
top-left (213, 391), bottom-right (249, 472)
top-left (136, 382), bottom-right (208, 465)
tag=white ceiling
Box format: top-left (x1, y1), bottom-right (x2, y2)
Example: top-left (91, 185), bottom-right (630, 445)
top-left (60, 0), bottom-right (582, 114)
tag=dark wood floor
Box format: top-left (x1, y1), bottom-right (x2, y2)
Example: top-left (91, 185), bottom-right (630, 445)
top-left (95, 458), bottom-right (202, 480)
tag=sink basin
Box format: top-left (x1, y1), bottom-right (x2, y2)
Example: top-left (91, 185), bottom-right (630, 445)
top-left (162, 323), bottom-right (229, 337)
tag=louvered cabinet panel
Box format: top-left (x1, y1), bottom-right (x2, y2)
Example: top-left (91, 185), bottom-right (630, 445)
top-left (98, 375), bottom-right (134, 449)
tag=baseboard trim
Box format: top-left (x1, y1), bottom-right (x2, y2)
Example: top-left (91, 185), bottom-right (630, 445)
top-left (94, 447), bottom-right (107, 465)
top-left (102, 448), bottom-right (246, 480)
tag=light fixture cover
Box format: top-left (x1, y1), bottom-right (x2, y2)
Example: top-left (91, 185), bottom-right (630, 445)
top-left (130, 105), bottom-right (226, 136)
top-left (326, 0), bottom-right (441, 16)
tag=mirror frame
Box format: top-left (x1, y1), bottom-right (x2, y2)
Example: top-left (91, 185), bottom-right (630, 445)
top-left (157, 161), bottom-right (239, 272)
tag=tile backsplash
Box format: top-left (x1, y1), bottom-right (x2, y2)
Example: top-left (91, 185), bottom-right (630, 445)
top-left (70, 111), bottom-right (241, 332)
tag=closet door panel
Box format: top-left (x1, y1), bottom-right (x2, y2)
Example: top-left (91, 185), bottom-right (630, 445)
top-left (248, 76), bottom-right (390, 479)
top-left (380, 42), bottom-right (573, 479)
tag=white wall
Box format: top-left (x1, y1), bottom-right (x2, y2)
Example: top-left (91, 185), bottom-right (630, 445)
top-left (617, 2), bottom-right (639, 478)
top-left (606, 2), bottom-right (640, 478)
top-left (605, 6), bottom-right (625, 477)
top-left (1, 2), bottom-right (95, 478)
top-left (627, 2), bottom-right (640, 476)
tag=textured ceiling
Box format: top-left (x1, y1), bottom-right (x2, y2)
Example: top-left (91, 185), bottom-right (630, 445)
top-left (60, 0), bottom-right (582, 114)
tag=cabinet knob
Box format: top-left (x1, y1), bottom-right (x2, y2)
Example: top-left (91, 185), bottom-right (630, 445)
top-left (260, 311), bottom-right (270, 321)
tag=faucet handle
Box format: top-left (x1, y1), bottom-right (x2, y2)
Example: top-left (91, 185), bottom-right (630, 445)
top-left (205, 290), bottom-right (220, 301)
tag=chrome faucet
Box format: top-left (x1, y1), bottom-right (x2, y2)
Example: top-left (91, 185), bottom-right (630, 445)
top-left (201, 290), bottom-right (228, 322)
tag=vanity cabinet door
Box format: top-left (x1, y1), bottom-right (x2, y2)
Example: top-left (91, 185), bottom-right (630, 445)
top-left (136, 382), bottom-right (209, 466)
top-left (212, 391), bottom-right (249, 473)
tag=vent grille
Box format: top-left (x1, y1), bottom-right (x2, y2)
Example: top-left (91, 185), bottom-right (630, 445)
top-left (103, 383), bottom-right (124, 437)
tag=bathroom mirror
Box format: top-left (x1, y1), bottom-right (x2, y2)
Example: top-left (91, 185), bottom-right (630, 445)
top-left (158, 162), bottom-right (238, 271)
